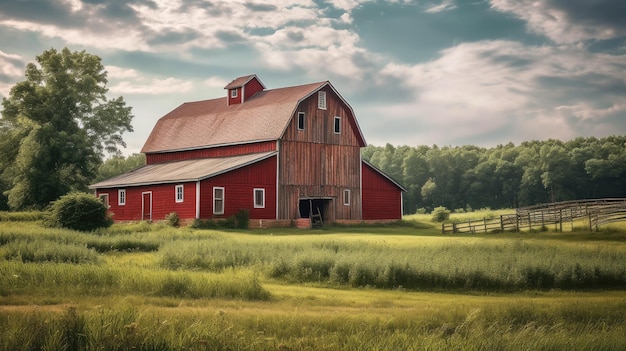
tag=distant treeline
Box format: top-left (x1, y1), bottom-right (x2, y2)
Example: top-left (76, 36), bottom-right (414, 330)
top-left (362, 136), bottom-right (626, 214)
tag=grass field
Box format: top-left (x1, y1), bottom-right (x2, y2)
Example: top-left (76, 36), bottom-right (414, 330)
top-left (1, 212), bottom-right (626, 350)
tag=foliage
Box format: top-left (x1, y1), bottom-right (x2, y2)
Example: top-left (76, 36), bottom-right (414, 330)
top-left (0, 47), bottom-right (133, 210)
top-left (235, 208), bottom-right (250, 229)
top-left (0, 211), bottom-right (45, 222)
top-left (92, 153), bottom-right (145, 183)
top-left (431, 206), bottom-right (451, 222)
top-left (362, 136), bottom-right (626, 214)
top-left (165, 212), bottom-right (179, 227)
top-left (44, 192), bottom-right (112, 231)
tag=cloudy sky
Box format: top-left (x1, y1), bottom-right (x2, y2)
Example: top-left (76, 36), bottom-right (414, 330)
top-left (1, 0), bottom-right (625, 155)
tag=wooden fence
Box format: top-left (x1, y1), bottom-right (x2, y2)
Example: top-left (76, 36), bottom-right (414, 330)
top-left (442, 198), bottom-right (626, 234)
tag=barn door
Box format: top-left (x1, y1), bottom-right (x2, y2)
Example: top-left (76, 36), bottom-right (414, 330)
top-left (142, 192), bottom-right (152, 221)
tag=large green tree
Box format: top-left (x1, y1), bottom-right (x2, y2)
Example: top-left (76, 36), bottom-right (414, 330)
top-left (0, 48), bottom-right (133, 210)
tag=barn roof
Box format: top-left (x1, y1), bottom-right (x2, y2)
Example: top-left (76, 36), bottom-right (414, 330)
top-left (141, 80), bottom-right (366, 154)
top-left (223, 74), bottom-right (265, 90)
top-left (89, 152), bottom-right (276, 189)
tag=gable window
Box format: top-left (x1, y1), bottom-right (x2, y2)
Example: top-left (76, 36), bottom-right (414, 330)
top-left (343, 189), bottom-right (350, 206)
top-left (230, 89), bottom-right (238, 98)
top-left (297, 112), bottom-right (305, 130)
top-left (175, 185), bottom-right (184, 203)
top-left (334, 116), bottom-right (341, 134)
top-left (318, 91), bottom-right (326, 110)
top-left (213, 187), bottom-right (224, 215)
top-left (118, 189), bottom-right (126, 206)
top-left (254, 188), bottom-right (265, 208)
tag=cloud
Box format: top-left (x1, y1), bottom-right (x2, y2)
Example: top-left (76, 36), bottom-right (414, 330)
top-left (0, 51), bottom-right (24, 98)
top-left (490, 0), bottom-right (626, 43)
top-left (371, 40), bottom-right (626, 146)
top-left (425, 0), bottom-right (457, 13)
top-left (109, 77), bottom-right (193, 95)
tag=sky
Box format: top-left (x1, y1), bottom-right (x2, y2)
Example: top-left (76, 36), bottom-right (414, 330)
top-left (1, 0), bottom-right (625, 155)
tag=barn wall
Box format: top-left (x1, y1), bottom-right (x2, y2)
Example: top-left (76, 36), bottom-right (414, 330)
top-left (244, 78), bottom-right (264, 101)
top-left (146, 141), bottom-right (277, 164)
top-left (277, 87), bottom-right (362, 221)
top-left (96, 181), bottom-right (197, 222)
top-left (361, 163), bottom-right (403, 220)
top-left (199, 156), bottom-right (277, 219)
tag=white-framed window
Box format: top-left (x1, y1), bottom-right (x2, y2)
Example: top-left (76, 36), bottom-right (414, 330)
top-left (213, 187), bottom-right (224, 215)
top-left (297, 112), bottom-right (305, 130)
top-left (231, 89), bottom-right (238, 98)
top-left (334, 116), bottom-right (341, 134)
top-left (175, 184), bottom-right (184, 203)
top-left (99, 193), bottom-right (110, 209)
top-left (343, 189), bottom-right (350, 206)
top-left (118, 189), bottom-right (126, 206)
top-left (318, 91), bottom-right (326, 110)
top-left (254, 188), bottom-right (265, 208)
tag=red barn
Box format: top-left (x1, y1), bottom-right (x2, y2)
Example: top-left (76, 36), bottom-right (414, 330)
top-left (90, 75), bottom-right (405, 227)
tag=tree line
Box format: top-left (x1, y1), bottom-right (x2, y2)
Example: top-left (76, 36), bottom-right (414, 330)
top-left (362, 136), bottom-right (626, 214)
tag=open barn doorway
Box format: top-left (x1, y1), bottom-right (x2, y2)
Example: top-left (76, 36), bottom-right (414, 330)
top-left (299, 198), bottom-right (332, 227)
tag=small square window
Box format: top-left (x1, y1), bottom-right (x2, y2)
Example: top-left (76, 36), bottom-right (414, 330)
top-left (118, 189), bottom-right (126, 206)
top-left (334, 116), bottom-right (341, 134)
top-left (343, 189), bottom-right (351, 206)
top-left (231, 89), bottom-right (238, 98)
top-left (297, 112), bottom-right (305, 130)
top-left (214, 187), bottom-right (224, 215)
top-left (318, 91), bottom-right (326, 110)
top-left (254, 188), bottom-right (265, 208)
top-left (175, 185), bottom-right (184, 203)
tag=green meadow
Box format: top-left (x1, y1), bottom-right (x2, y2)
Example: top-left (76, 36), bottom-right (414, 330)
top-left (1, 212), bottom-right (626, 350)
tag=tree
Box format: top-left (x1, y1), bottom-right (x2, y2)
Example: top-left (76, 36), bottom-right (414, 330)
top-left (0, 48), bottom-right (133, 210)
top-left (93, 153), bottom-right (146, 183)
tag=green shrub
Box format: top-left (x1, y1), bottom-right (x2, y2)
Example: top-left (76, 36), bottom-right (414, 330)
top-left (165, 212), bottom-right (179, 227)
top-left (431, 206), bottom-right (451, 222)
top-left (0, 211), bottom-right (45, 222)
top-left (415, 207), bottom-right (427, 214)
top-left (44, 193), bottom-right (112, 231)
top-left (235, 209), bottom-right (250, 229)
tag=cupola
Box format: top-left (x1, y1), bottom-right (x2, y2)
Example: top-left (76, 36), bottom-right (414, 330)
top-left (223, 74), bottom-right (265, 106)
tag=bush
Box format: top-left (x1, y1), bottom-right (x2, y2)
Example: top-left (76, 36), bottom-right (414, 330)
top-left (415, 207), bottom-right (427, 215)
top-left (235, 209), bottom-right (250, 229)
top-left (431, 206), bottom-right (450, 222)
top-left (44, 192), bottom-right (112, 231)
top-left (165, 212), bottom-right (179, 227)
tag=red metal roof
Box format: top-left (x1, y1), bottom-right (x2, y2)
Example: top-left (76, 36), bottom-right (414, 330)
top-left (141, 79), bottom-right (367, 154)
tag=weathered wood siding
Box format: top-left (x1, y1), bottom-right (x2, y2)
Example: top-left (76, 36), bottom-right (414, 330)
top-left (146, 141), bottom-right (277, 164)
top-left (199, 155), bottom-right (277, 219)
top-left (278, 86), bottom-right (362, 220)
top-left (362, 162), bottom-right (403, 220)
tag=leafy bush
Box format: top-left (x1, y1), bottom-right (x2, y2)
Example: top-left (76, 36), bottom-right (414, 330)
top-left (431, 206), bottom-right (451, 222)
top-left (0, 211), bottom-right (45, 222)
top-left (235, 209), bottom-right (250, 229)
top-left (415, 207), bottom-right (427, 214)
top-left (44, 192), bottom-right (112, 231)
top-left (165, 212), bottom-right (179, 227)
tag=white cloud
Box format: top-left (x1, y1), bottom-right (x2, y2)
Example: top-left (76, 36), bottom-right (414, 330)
top-left (109, 77), bottom-right (194, 95)
top-left (106, 66), bottom-right (140, 79)
top-left (425, 0), bottom-right (457, 13)
top-left (372, 40), bottom-right (626, 146)
top-left (490, 0), bottom-right (626, 43)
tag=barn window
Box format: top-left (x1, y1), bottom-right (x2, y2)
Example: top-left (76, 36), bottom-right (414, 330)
top-left (118, 189), bottom-right (126, 206)
top-left (213, 187), bottom-right (224, 215)
top-left (230, 89), bottom-right (237, 98)
top-left (297, 112), bottom-right (305, 130)
top-left (334, 116), bottom-right (341, 134)
top-left (254, 188), bottom-right (265, 208)
top-left (99, 193), bottom-right (110, 209)
top-left (175, 185), bottom-right (184, 203)
top-left (343, 189), bottom-right (350, 206)
top-left (318, 91), bottom-right (326, 110)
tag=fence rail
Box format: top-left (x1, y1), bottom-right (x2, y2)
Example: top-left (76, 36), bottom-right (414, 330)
top-left (441, 198), bottom-right (626, 234)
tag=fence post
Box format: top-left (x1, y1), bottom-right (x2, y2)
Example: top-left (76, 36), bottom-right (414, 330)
top-left (559, 209), bottom-right (563, 232)
top-left (516, 214), bottom-right (520, 232)
top-left (500, 215), bottom-right (504, 232)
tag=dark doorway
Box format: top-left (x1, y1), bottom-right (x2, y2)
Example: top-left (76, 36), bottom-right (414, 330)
top-left (299, 198), bottom-right (330, 224)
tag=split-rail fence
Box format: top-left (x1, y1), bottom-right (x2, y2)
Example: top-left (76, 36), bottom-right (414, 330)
top-left (441, 198), bottom-right (626, 234)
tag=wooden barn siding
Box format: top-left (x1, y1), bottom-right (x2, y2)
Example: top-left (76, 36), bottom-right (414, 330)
top-left (146, 141), bottom-right (277, 164)
top-left (277, 87), bottom-right (362, 221)
top-left (244, 78), bottom-right (264, 101)
top-left (361, 163), bottom-right (402, 220)
top-left (97, 182), bottom-right (197, 222)
top-left (227, 86), bottom-right (242, 105)
top-left (199, 156), bottom-right (277, 220)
